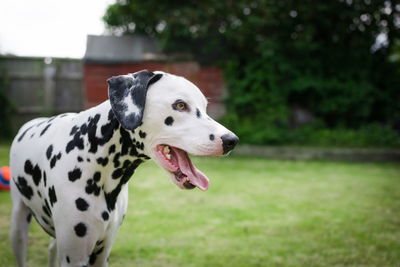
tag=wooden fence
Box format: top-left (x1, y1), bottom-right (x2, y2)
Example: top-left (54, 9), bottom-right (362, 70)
top-left (0, 56), bottom-right (83, 134)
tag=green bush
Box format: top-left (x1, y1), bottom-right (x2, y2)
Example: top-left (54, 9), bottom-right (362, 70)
top-left (103, 0), bottom-right (400, 148)
top-left (290, 124), bottom-right (400, 148)
top-left (222, 117), bottom-right (400, 148)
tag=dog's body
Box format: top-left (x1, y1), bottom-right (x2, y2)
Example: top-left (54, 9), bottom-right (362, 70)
top-left (10, 70), bottom-right (238, 267)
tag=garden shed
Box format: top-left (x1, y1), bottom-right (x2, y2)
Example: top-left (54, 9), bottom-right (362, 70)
top-left (83, 35), bottom-right (226, 118)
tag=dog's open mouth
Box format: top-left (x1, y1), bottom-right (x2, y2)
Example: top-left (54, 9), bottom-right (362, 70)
top-left (154, 144), bottom-right (209, 191)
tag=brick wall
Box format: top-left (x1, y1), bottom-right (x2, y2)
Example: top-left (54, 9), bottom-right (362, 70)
top-left (83, 61), bottom-right (225, 118)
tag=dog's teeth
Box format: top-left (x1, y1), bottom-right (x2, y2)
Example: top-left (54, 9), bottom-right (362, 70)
top-left (166, 154), bottom-right (171, 160)
top-left (163, 146), bottom-right (170, 154)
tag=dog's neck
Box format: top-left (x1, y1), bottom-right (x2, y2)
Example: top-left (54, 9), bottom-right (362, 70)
top-left (78, 101), bottom-right (151, 211)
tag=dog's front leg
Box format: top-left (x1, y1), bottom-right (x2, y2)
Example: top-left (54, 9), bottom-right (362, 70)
top-left (10, 187), bottom-right (32, 267)
top-left (55, 237), bottom-right (97, 267)
top-left (53, 220), bottom-right (103, 267)
top-left (87, 238), bottom-right (113, 267)
top-left (48, 238), bottom-right (58, 267)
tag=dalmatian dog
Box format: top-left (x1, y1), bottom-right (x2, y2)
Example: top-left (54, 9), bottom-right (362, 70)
top-left (9, 70), bottom-right (238, 267)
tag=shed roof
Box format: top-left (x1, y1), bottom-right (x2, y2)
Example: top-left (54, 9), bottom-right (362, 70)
top-left (84, 35), bottom-right (165, 63)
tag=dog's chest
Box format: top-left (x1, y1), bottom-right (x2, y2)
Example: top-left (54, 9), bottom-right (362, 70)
top-left (11, 102), bottom-right (149, 238)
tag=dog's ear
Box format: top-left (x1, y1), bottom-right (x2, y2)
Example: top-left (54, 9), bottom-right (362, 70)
top-left (107, 70), bottom-right (162, 130)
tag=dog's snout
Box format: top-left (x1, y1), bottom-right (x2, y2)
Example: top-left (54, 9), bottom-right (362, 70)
top-left (221, 134), bottom-right (239, 154)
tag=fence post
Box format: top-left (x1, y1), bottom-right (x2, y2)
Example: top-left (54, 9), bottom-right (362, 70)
top-left (43, 59), bottom-right (56, 112)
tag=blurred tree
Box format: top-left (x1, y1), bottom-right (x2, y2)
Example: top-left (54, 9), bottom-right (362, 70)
top-left (104, 0), bottom-right (400, 145)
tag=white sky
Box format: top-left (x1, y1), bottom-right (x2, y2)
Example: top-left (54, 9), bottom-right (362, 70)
top-left (0, 0), bottom-right (115, 58)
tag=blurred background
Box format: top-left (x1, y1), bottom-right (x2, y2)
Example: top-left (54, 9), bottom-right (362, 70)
top-left (1, 0), bottom-right (400, 149)
top-left (0, 0), bottom-right (399, 266)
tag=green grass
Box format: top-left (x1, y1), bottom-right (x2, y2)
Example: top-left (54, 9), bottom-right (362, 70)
top-left (0, 143), bottom-right (399, 266)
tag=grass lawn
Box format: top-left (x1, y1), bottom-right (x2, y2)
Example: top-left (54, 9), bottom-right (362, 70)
top-left (0, 143), bottom-right (399, 266)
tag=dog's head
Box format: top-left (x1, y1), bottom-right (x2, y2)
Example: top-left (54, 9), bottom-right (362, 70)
top-left (107, 70), bottom-right (238, 191)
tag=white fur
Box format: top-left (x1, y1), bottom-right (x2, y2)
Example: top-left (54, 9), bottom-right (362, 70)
top-left (9, 71), bottom-right (237, 267)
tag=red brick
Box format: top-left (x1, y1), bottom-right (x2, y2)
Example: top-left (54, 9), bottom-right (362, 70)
top-left (83, 62), bottom-right (225, 118)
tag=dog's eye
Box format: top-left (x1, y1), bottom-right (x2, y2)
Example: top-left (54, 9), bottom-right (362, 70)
top-left (176, 102), bottom-right (186, 110)
top-left (172, 100), bottom-right (189, 111)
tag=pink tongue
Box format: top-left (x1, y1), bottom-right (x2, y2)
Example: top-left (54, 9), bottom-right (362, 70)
top-left (173, 148), bottom-right (209, 191)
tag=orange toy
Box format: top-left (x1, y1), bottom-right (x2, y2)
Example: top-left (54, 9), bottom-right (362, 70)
top-left (0, 166), bottom-right (11, 191)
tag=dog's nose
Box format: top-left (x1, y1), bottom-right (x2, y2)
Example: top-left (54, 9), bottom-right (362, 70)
top-left (221, 134), bottom-right (239, 154)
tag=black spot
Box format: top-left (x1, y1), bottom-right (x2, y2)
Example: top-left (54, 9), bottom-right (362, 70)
top-left (27, 213), bottom-right (32, 223)
top-left (17, 125), bottom-right (34, 142)
top-left (24, 160), bottom-right (42, 186)
top-left (89, 245), bottom-right (104, 266)
top-left (87, 158), bottom-right (91, 162)
top-left (93, 172), bottom-right (101, 182)
top-left (96, 247), bottom-right (104, 254)
top-left (37, 190), bottom-right (42, 198)
top-left (47, 116), bottom-right (56, 123)
top-left (66, 132), bottom-right (84, 154)
top-left (209, 134), bottom-right (215, 141)
top-left (89, 253), bottom-right (97, 265)
top-left (196, 108), bottom-right (201, 118)
top-left (164, 116), bottom-right (174, 126)
top-left (75, 198), bottom-right (89, 211)
top-left (122, 160), bottom-right (131, 169)
top-left (108, 144), bottom-right (116, 154)
top-left (74, 222), bottom-right (87, 237)
top-left (43, 171), bottom-right (47, 187)
top-left (45, 198), bottom-right (52, 213)
top-left (66, 256), bottom-right (70, 263)
top-left (42, 199), bottom-right (52, 217)
top-left (87, 113), bottom-right (119, 154)
top-left (40, 124), bottom-right (51, 136)
top-left (96, 157), bottom-right (109, 166)
top-left (112, 168), bottom-right (123, 179)
top-left (41, 216), bottom-right (50, 225)
top-left (105, 159), bottom-right (143, 211)
top-left (101, 211), bottom-right (109, 221)
top-left (36, 120), bottom-right (47, 127)
top-left (96, 240), bottom-right (104, 246)
top-left (113, 153), bottom-right (121, 167)
top-left (15, 176), bottom-right (34, 199)
top-left (80, 123), bottom-right (88, 135)
top-left (48, 186), bottom-right (57, 207)
top-left (85, 172), bottom-right (101, 196)
top-left (68, 168), bottom-right (82, 182)
top-left (46, 145), bottom-right (53, 160)
top-left (50, 152), bottom-right (62, 169)
top-left (130, 146), bottom-right (139, 156)
top-left (70, 125), bottom-right (79, 136)
top-left (50, 157), bottom-right (57, 169)
top-left (30, 133), bottom-right (34, 138)
top-left (139, 130), bottom-right (146, 139)
top-left (77, 156), bottom-right (83, 162)
top-left (138, 153), bottom-right (150, 160)
top-left (135, 141), bottom-right (144, 150)
top-left (120, 128), bottom-right (134, 156)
